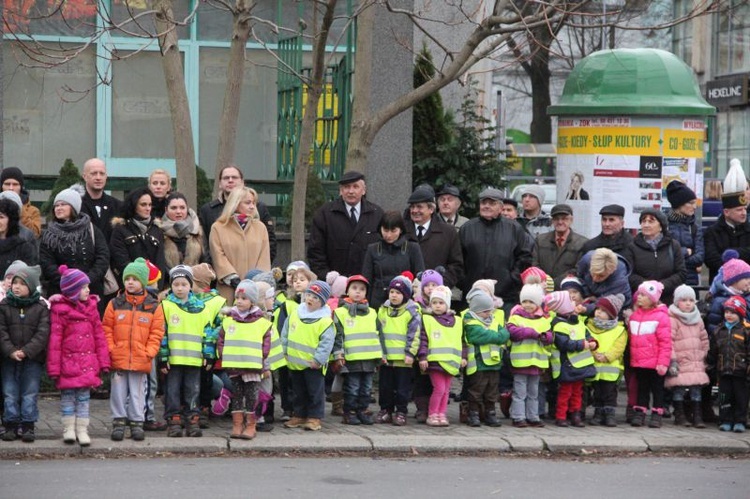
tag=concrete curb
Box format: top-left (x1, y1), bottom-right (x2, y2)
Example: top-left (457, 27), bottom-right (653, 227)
top-left (542, 435), bottom-right (649, 454)
top-left (644, 437), bottom-right (750, 454)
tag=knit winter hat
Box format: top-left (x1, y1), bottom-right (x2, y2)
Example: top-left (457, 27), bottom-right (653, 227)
top-left (12, 263), bottom-right (41, 292)
top-left (673, 284), bottom-right (696, 303)
top-left (123, 257), bottom-right (150, 289)
top-left (560, 276), bottom-right (585, 295)
top-left (420, 269), bottom-right (443, 289)
top-left (638, 208), bottom-right (668, 233)
top-left (54, 187), bottom-right (83, 216)
top-left (326, 271), bottom-right (348, 298)
top-left (521, 266), bottom-right (548, 286)
top-left (472, 279), bottom-right (497, 298)
top-left (595, 294), bottom-right (625, 319)
top-left (59, 265), bottom-right (90, 300)
top-left (190, 263), bottom-right (215, 292)
top-left (0, 191), bottom-right (22, 211)
top-left (545, 291), bottom-right (574, 315)
top-left (388, 274), bottom-right (413, 300)
top-left (346, 274), bottom-right (369, 293)
top-left (468, 289), bottom-right (494, 314)
top-left (724, 295), bottom-right (747, 319)
top-left (429, 285), bottom-right (452, 307)
top-left (722, 258), bottom-right (750, 286)
top-left (245, 269), bottom-right (263, 281)
top-left (0, 167), bottom-right (24, 188)
top-left (254, 281), bottom-right (274, 304)
top-left (519, 284), bottom-right (544, 307)
top-left (252, 268), bottom-right (282, 287)
top-left (306, 280), bottom-right (331, 304)
top-left (522, 184), bottom-right (545, 205)
top-left (169, 265), bottom-right (194, 286)
top-left (235, 279), bottom-right (259, 303)
top-left (145, 260), bottom-right (162, 287)
top-left (4, 260), bottom-right (26, 280)
top-left (666, 180), bottom-right (697, 209)
top-left (286, 260), bottom-right (310, 273)
top-left (636, 280), bottom-right (664, 304)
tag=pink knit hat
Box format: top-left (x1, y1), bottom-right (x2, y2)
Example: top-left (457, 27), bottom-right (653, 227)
top-left (544, 291), bottom-right (574, 315)
top-left (636, 280), bottom-right (664, 304)
top-left (722, 258), bottom-right (750, 286)
top-left (521, 266), bottom-right (548, 285)
top-left (326, 271), bottom-right (348, 298)
top-left (59, 265), bottom-right (90, 300)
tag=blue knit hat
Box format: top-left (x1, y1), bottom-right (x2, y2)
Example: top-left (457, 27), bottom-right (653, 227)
top-left (306, 280), bottom-right (331, 304)
top-left (388, 275), bottom-right (413, 300)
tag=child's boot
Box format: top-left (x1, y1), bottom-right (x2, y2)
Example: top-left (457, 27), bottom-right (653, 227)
top-left (230, 412), bottom-right (244, 438)
top-left (484, 409), bottom-right (502, 428)
top-left (167, 415), bottom-right (183, 437)
top-left (467, 410), bottom-right (481, 427)
top-left (241, 413), bottom-right (256, 440)
top-left (692, 402), bottom-right (705, 429)
top-left (20, 422), bottom-right (35, 443)
top-left (625, 405), bottom-right (635, 424)
top-left (589, 407), bottom-right (603, 426)
top-left (186, 414), bottom-right (203, 437)
top-left (672, 401), bottom-right (687, 426)
top-left (75, 418), bottom-right (91, 447)
top-left (129, 421), bottom-right (145, 441)
top-left (569, 411), bottom-right (585, 428)
top-left (62, 416), bottom-right (76, 444)
top-left (356, 410), bottom-right (373, 425)
top-left (648, 409), bottom-right (663, 428)
top-left (211, 388), bottom-right (232, 416)
top-left (342, 411), bottom-right (360, 425)
top-left (414, 396), bottom-right (429, 424)
top-left (110, 418), bottom-right (127, 441)
top-left (199, 407), bottom-right (210, 429)
top-left (603, 407), bottom-right (617, 427)
top-left (630, 406), bottom-right (646, 427)
top-left (1, 423), bottom-right (17, 441)
top-left (330, 391), bottom-right (344, 416)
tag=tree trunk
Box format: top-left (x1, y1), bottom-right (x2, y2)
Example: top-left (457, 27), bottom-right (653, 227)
top-left (290, 0), bottom-right (338, 261)
top-left (154, 0), bottom-right (197, 208)
top-left (345, 1), bottom-right (375, 173)
top-left (213, 0), bottom-right (254, 194)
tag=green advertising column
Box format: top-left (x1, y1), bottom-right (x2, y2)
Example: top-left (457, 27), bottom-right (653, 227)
top-left (548, 48), bottom-right (715, 238)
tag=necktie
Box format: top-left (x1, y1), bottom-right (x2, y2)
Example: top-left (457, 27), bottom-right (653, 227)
top-left (446, 218), bottom-right (454, 225)
top-left (350, 207), bottom-right (357, 225)
top-left (556, 236), bottom-right (565, 248)
top-left (417, 225), bottom-right (425, 240)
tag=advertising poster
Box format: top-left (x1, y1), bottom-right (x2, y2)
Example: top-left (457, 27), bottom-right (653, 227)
top-left (556, 117), bottom-right (706, 238)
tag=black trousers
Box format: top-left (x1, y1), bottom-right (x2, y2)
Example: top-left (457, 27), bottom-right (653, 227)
top-left (290, 369), bottom-right (325, 419)
top-left (592, 380), bottom-right (619, 408)
top-left (379, 365), bottom-right (413, 414)
top-left (718, 375), bottom-right (749, 425)
top-left (634, 367), bottom-right (664, 410)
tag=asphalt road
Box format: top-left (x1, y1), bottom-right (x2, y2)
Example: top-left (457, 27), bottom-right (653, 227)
top-left (2, 456), bottom-right (748, 498)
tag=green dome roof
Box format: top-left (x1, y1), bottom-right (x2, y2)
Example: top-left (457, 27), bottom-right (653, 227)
top-left (548, 48), bottom-right (715, 116)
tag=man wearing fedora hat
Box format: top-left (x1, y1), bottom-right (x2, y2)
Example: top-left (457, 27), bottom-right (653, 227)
top-left (308, 171), bottom-right (384, 279)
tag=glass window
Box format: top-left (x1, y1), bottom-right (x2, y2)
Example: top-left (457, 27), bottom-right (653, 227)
top-left (198, 48), bottom-right (277, 180)
top-left (714, 110), bottom-right (750, 178)
top-left (111, 49), bottom-right (177, 159)
top-left (672, 0), bottom-right (693, 64)
top-left (2, 43), bottom-right (96, 175)
top-left (4, 0), bottom-right (98, 37)
top-left (109, 0), bottom-right (191, 39)
top-left (715, 1), bottom-right (750, 74)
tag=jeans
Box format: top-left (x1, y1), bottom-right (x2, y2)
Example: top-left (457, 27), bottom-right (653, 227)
top-left (164, 365), bottom-right (201, 419)
top-left (510, 373), bottom-right (540, 422)
top-left (61, 388), bottom-right (91, 418)
top-left (290, 369), bottom-right (326, 419)
top-left (1, 358), bottom-right (43, 424)
top-left (671, 385), bottom-right (702, 402)
top-left (343, 372), bottom-right (374, 413)
top-left (145, 359), bottom-right (158, 422)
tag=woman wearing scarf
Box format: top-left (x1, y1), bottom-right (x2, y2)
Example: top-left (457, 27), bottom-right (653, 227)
top-left (157, 192), bottom-right (208, 268)
top-left (209, 186), bottom-right (270, 303)
top-left (110, 187), bottom-right (168, 289)
top-left (0, 198), bottom-right (37, 279)
top-left (39, 188), bottom-right (109, 297)
top-left (665, 180), bottom-right (704, 287)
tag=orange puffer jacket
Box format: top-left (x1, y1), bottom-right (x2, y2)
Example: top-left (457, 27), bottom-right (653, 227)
top-left (103, 291), bottom-right (165, 373)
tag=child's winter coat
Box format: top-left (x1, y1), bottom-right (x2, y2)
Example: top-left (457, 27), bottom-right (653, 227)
top-left (0, 293), bottom-right (50, 363)
top-left (627, 304), bottom-right (672, 369)
top-left (586, 318), bottom-right (627, 382)
top-left (551, 313), bottom-right (596, 382)
top-left (708, 321), bottom-right (750, 377)
top-left (103, 290), bottom-right (165, 373)
top-left (665, 305), bottom-right (709, 389)
top-left (506, 306), bottom-right (553, 375)
top-left (47, 295), bottom-right (110, 389)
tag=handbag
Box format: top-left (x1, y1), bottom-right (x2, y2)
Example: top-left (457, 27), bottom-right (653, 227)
top-left (89, 223), bottom-right (120, 295)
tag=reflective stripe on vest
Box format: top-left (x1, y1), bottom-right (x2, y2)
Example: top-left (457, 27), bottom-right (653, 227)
top-left (285, 313), bottom-right (332, 371)
top-left (587, 321), bottom-right (625, 381)
top-left (273, 300), bottom-right (298, 334)
top-left (553, 320), bottom-right (595, 372)
top-left (463, 313), bottom-right (503, 375)
top-left (378, 306), bottom-right (418, 361)
top-left (220, 316), bottom-right (271, 369)
top-left (507, 314), bottom-right (551, 369)
top-left (423, 315), bottom-right (462, 376)
top-left (335, 307), bottom-right (382, 361)
top-left (162, 301), bottom-right (207, 367)
top-left (267, 329), bottom-right (287, 371)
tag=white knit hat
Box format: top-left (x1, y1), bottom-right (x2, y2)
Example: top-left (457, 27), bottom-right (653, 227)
top-left (429, 285), bottom-right (452, 307)
top-left (519, 284), bottom-right (544, 306)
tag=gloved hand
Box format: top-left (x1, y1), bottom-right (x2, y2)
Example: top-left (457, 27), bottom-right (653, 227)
top-left (229, 277), bottom-right (241, 289)
top-left (655, 364), bottom-right (668, 376)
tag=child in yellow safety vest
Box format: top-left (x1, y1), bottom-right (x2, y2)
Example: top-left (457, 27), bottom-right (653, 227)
top-left (375, 274), bottom-right (420, 426)
top-left (333, 275), bottom-right (385, 425)
top-left (546, 291), bottom-right (598, 428)
top-left (418, 285), bottom-right (467, 427)
top-left (159, 265), bottom-right (221, 438)
top-left (413, 269), bottom-right (444, 423)
top-left (218, 280), bottom-right (281, 440)
top-left (506, 284), bottom-right (553, 428)
top-left (586, 294), bottom-right (627, 427)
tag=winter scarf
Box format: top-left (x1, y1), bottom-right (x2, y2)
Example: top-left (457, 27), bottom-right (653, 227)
top-left (668, 303), bottom-right (702, 325)
top-left (593, 316), bottom-right (619, 331)
top-left (5, 289), bottom-right (42, 308)
top-left (160, 209), bottom-right (200, 239)
top-left (40, 213), bottom-right (91, 255)
top-left (341, 296), bottom-right (370, 317)
top-left (644, 233), bottom-right (663, 251)
top-left (667, 210), bottom-right (696, 225)
top-left (131, 216), bottom-right (152, 234)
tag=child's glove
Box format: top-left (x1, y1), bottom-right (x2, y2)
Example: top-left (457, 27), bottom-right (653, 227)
top-left (655, 364), bottom-right (668, 376)
top-left (668, 360), bottom-right (679, 377)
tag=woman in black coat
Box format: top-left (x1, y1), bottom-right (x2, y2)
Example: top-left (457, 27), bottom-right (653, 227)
top-left (0, 198), bottom-right (38, 279)
top-left (362, 211), bottom-right (424, 307)
top-left (39, 188), bottom-right (109, 297)
top-left (110, 187), bottom-right (168, 289)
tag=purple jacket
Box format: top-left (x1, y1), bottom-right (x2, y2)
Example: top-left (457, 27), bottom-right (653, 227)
top-left (418, 312), bottom-right (467, 374)
top-left (47, 295), bottom-right (110, 390)
top-left (507, 306), bottom-right (553, 376)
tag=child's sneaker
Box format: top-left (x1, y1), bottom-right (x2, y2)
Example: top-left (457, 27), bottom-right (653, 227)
top-left (719, 423), bottom-right (732, 432)
top-left (341, 411), bottom-right (361, 425)
top-left (356, 411), bottom-right (374, 425)
top-left (392, 412), bottom-right (407, 426)
top-left (512, 419), bottom-right (529, 428)
top-left (527, 420), bottom-right (545, 428)
top-left (283, 416), bottom-right (307, 428)
top-left (1, 423), bottom-right (18, 441)
top-left (19, 423), bottom-right (35, 443)
top-left (374, 409), bottom-right (392, 424)
top-left (303, 418), bottom-right (322, 431)
top-left (555, 419), bottom-right (569, 427)
top-left (733, 423), bottom-right (746, 433)
top-left (167, 416), bottom-right (183, 437)
top-left (426, 414), bottom-right (441, 427)
top-left (438, 414), bottom-right (450, 427)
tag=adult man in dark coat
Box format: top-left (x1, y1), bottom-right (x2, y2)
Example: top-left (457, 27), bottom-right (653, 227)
top-left (79, 158), bottom-right (122, 243)
top-left (580, 204), bottom-right (634, 256)
top-left (459, 187), bottom-right (532, 313)
top-left (308, 171), bottom-right (384, 278)
top-left (704, 189), bottom-right (750, 284)
top-left (533, 203), bottom-right (588, 288)
top-left (403, 185), bottom-right (464, 288)
top-left (199, 165), bottom-right (277, 263)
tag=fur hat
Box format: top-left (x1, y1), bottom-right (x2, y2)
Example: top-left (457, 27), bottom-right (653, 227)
top-left (519, 284), bottom-right (544, 307)
top-left (12, 263), bottom-right (41, 293)
top-left (468, 289), bottom-right (494, 314)
top-left (666, 180), bottom-right (696, 209)
top-left (123, 258), bottom-right (150, 289)
top-left (595, 294), bottom-right (625, 319)
top-left (326, 271), bottom-right (348, 298)
top-left (306, 280), bottom-right (331, 304)
top-left (429, 285), bottom-right (452, 307)
top-left (636, 280), bottom-right (664, 304)
top-left (235, 279), bottom-right (259, 303)
top-left (420, 269), bottom-right (443, 289)
top-left (388, 274), bottom-right (413, 300)
top-left (521, 266), bottom-right (548, 286)
top-left (545, 291), bottom-right (574, 315)
top-left (190, 263), bottom-right (215, 292)
top-left (59, 265), bottom-right (90, 300)
top-left (723, 295), bottom-right (747, 319)
top-left (722, 258), bottom-right (750, 286)
top-left (522, 184), bottom-right (545, 205)
top-left (673, 284), bottom-right (696, 303)
top-left (169, 265), bottom-right (194, 286)
top-left (54, 187), bottom-right (83, 216)
top-left (560, 276), bottom-right (585, 295)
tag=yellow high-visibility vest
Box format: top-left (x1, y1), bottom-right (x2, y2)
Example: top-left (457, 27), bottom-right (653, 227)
top-left (507, 314), bottom-right (552, 369)
top-left (551, 319), bottom-right (595, 379)
top-left (221, 316), bottom-right (269, 370)
top-left (378, 306), bottom-right (419, 361)
top-left (587, 321), bottom-right (626, 382)
top-left (463, 312), bottom-right (504, 375)
top-left (285, 313), bottom-right (332, 372)
top-left (334, 307), bottom-right (382, 361)
top-left (161, 300), bottom-right (207, 367)
top-left (423, 314), bottom-right (463, 376)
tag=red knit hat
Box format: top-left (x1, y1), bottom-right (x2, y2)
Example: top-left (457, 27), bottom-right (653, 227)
top-left (346, 274), bottom-right (369, 292)
top-left (521, 266), bottom-right (548, 285)
top-left (145, 260), bottom-right (162, 287)
top-left (724, 295), bottom-right (747, 319)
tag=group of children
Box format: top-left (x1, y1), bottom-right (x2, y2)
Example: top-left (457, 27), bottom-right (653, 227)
top-left (1, 249), bottom-right (749, 445)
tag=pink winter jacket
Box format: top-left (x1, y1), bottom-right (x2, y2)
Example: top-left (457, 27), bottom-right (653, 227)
top-left (627, 304), bottom-right (672, 369)
top-left (665, 309), bottom-right (709, 388)
top-left (47, 295), bottom-right (111, 390)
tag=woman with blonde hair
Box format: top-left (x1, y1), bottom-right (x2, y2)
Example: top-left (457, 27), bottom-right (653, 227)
top-left (565, 171), bottom-right (589, 200)
top-left (148, 169), bottom-right (172, 219)
top-left (209, 186), bottom-right (270, 302)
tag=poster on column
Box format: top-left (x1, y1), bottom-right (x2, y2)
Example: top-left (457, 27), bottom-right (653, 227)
top-left (555, 117), bottom-right (706, 238)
